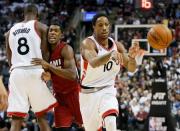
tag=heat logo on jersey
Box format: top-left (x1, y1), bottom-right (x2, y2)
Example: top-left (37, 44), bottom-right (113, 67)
top-left (50, 59), bottom-right (61, 68)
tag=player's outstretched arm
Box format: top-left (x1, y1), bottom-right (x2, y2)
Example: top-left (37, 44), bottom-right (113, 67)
top-left (0, 76), bottom-right (8, 111)
top-left (116, 41), bottom-right (137, 72)
top-left (80, 38), bottom-right (115, 68)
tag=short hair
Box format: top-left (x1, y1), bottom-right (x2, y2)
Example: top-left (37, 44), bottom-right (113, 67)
top-left (24, 4), bottom-right (38, 15)
top-left (49, 18), bottom-right (63, 31)
top-left (92, 13), bottom-right (108, 26)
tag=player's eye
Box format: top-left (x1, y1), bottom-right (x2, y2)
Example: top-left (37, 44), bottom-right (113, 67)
top-left (55, 29), bottom-right (59, 32)
top-left (98, 23), bottom-right (103, 27)
top-left (49, 29), bottom-right (53, 32)
top-left (105, 23), bottom-right (109, 26)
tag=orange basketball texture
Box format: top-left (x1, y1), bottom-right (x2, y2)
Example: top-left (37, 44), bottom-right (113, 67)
top-left (147, 24), bottom-right (173, 50)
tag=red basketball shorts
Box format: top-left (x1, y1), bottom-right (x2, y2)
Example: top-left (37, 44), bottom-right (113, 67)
top-left (54, 89), bottom-right (83, 127)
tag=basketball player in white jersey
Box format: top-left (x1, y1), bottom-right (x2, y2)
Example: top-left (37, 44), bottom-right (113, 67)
top-left (80, 14), bottom-right (140, 131)
top-left (5, 4), bottom-right (58, 131)
top-left (0, 76), bottom-right (8, 111)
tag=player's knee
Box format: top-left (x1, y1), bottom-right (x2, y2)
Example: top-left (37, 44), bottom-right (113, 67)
top-left (104, 115), bottom-right (117, 131)
top-left (11, 116), bottom-right (24, 130)
top-left (11, 116), bottom-right (24, 123)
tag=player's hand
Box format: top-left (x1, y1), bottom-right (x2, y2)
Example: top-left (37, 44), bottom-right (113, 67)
top-left (128, 42), bottom-right (140, 59)
top-left (0, 77), bottom-right (8, 111)
top-left (41, 71), bottom-right (51, 81)
top-left (31, 58), bottom-right (49, 70)
top-left (111, 50), bottom-right (123, 65)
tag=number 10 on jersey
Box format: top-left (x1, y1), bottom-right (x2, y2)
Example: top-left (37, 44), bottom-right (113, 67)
top-left (104, 61), bottom-right (113, 72)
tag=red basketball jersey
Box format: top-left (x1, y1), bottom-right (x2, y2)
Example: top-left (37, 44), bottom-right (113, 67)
top-left (50, 41), bottom-right (79, 94)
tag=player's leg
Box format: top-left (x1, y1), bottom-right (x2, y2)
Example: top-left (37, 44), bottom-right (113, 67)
top-left (7, 69), bottom-right (30, 131)
top-left (37, 114), bottom-right (51, 131)
top-left (10, 116), bottom-right (23, 131)
top-left (27, 69), bottom-right (58, 130)
top-left (79, 92), bottom-right (101, 131)
top-left (54, 94), bottom-right (72, 130)
top-left (55, 89), bottom-right (84, 131)
top-left (99, 87), bottom-right (119, 131)
top-left (67, 88), bottom-right (83, 128)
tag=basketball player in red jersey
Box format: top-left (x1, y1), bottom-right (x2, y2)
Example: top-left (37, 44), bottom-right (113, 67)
top-left (31, 21), bottom-right (84, 131)
top-left (5, 4), bottom-right (58, 131)
top-left (0, 76), bottom-right (8, 111)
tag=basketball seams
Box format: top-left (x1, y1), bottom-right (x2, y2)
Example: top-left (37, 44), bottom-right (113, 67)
top-left (147, 24), bottom-right (172, 50)
top-left (148, 31), bottom-right (159, 49)
top-left (153, 26), bottom-right (166, 46)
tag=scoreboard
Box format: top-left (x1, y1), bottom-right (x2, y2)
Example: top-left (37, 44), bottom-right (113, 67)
top-left (135, 0), bottom-right (153, 9)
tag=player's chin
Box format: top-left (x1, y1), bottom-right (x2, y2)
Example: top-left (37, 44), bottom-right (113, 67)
top-left (100, 34), bottom-right (109, 39)
top-left (48, 39), bottom-right (57, 44)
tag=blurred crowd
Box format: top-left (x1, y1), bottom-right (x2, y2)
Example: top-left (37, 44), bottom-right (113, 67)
top-left (0, 0), bottom-right (180, 130)
top-left (115, 53), bottom-right (180, 130)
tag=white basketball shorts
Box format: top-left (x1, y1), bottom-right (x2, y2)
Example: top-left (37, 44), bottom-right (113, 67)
top-left (7, 67), bottom-right (58, 118)
top-left (80, 86), bottom-right (119, 131)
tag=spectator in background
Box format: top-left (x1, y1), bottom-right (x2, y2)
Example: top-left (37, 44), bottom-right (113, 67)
top-left (135, 104), bottom-right (148, 130)
top-left (64, 27), bottom-right (77, 50)
top-left (0, 0), bottom-right (179, 130)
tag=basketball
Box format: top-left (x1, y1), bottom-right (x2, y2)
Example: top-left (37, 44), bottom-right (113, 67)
top-left (147, 24), bottom-right (173, 50)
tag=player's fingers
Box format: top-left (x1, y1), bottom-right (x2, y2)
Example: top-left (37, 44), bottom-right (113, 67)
top-left (46, 71), bottom-right (51, 76)
top-left (128, 49), bottom-right (135, 58)
top-left (43, 72), bottom-right (50, 77)
top-left (129, 46), bottom-right (135, 53)
top-left (42, 75), bottom-right (50, 81)
top-left (133, 42), bottom-right (139, 47)
top-left (42, 72), bottom-right (46, 75)
top-left (31, 61), bottom-right (40, 65)
top-left (31, 58), bottom-right (43, 63)
top-left (32, 58), bottom-right (41, 61)
top-left (42, 72), bottom-right (51, 81)
top-left (31, 59), bottom-right (42, 65)
top-left (41, 72), bottom-right (46, 80)
top-left (129, 46), bottom-right (140, 58)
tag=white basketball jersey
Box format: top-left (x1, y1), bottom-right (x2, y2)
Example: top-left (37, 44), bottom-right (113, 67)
top-left (9, 20), bottom-right (42, 69)
top-left (81, 36), bottom-right (120, 87)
